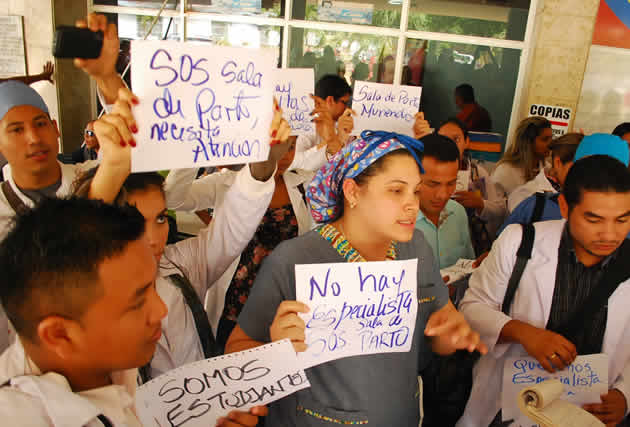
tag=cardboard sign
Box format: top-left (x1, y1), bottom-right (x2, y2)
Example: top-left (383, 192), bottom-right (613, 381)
top-left (135, 340), bottom-right (310, 427)
top-left (295, 259), bottom-right (418, 369)
top-left (273, 68), bottom-right (314, 135)
top-left (529, 104), bottom-right (573, 138)
top-left (131, 40), bottom-right (275, 172)
top-left (502, 354), bottom-right (608, 422)
top-left (351, 81), bottom-right (422, 136)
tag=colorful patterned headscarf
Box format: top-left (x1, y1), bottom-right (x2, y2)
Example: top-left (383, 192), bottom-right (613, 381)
top-left (307, 131), bottom-right (424, 223)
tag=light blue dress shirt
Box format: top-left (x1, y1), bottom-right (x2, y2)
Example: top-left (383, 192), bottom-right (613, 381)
top-left (415, 199), bottom-right (476, 269)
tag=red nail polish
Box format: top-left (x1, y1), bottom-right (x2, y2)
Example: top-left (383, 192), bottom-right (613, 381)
top-left (275, 104), bottom-right (280, 111)
top-left (271, 129), bottom-right (277, 138)
top-left (129, 139), bottom-right (136, 147)
top-left (131, 124), bottom-right (138, 134)
top-left (132, 98), bottom-right (139, 105)
top-left (120, 141), bottom-right (126, 147)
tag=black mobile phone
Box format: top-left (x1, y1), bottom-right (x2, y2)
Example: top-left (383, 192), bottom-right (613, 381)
top-left (52, 26), bottom-right (104, 59)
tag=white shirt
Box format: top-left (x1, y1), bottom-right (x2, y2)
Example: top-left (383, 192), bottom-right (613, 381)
top-left (292, 133), bottom-right (327, 172)
top-left (148, 166), bottom-right (274, 379)
top-left (507, 168), bottom-right (557, 213)
top-left (465, 160), bottom-right (506, 239)
top-left (163, 164), bottom-right (312, 337)
top-left (0, 160), bottom-right (98, 355)
top-left (457, 220), bottom-right (630, 426)
top-left (0, 338), bottom-right (140, 427)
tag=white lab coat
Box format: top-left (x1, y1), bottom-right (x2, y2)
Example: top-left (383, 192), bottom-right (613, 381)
top-left (457, 220), bottom-right (630, 427)
top-left (507, 169), bottom-right (556, 213)
top-left (164, 165), bottom-right (313, 336)
top-left (150, 166), bottom-right (274, 379)
top-left (0, 160), bottom-right (97, 355)
top-left (0, 339), bottom-right (140, 427)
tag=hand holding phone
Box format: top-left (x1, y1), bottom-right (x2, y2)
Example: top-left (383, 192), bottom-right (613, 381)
top-left (53, 26), bottom-right (103, 59)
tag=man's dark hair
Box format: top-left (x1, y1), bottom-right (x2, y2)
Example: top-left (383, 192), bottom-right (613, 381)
top-left (564, 155), bottom-right (630, 210)
top-left (455, 84), bottom-right (475, 104)
top-left (438, 117), bottom-right (469, 140)
top-left (0, 197), bottom-right (146, 340)
top-left (612, 122), bottom-right (630, 138)
top-left (420, 133), bottom-right (461, 164)
top-left (315, 74), bottom-right (352, 101)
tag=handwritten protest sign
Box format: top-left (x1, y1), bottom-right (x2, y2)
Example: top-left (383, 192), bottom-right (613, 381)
top-left (273, 68), bottom-right (314, 135)
top-left (295, 259), bottom-right (418, 369)
top-left (130, 40), bottom-right (275, 172)
top-left (502, 354), bottom-right (608, 422)
top-left (135, 339), bottom-right (310, 427)
top-left (351, 81), bottom-right (422, 136)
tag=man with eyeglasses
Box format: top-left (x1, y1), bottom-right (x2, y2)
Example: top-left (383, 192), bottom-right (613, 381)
top-left (290, 74), bottom-right (356, 171)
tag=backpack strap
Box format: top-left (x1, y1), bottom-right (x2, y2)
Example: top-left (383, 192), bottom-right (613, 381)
top-left (530, 192), bottom-right (547, 224)
top-left (1, 181), bottom-right (29, 215)
top-left (502, 223), bottom-right (535, 315)
top-left (96, 415), bottom-right (114, 427)
top-left (168, 274), bottom-right (218, 359)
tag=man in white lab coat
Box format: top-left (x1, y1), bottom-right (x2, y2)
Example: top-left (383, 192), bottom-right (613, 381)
top-left (457, 155), bottom-right (630, 427)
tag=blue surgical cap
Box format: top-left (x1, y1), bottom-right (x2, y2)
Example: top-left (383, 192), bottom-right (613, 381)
top-left (574, 133), bottom-right (629, 166)
top-left (0, 81), bottom-right (49, 121)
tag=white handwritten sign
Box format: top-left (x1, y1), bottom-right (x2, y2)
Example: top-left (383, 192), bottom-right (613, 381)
top-left (273, 68), bottom-right (314, 136)
top-left (502, 354), bottom-right (608, 422)
top-left (131, 40), bottom-right (275, 172)
top-left (295, 259), bottom-right (418, 369)
top-left (351, 81), bottom-right (422, 136)
top-left (135, 340), bottom-right (310, 427)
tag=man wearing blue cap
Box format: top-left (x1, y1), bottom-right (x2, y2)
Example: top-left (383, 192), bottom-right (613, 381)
top-left (0, 81), bottom-right (98, 353)
top-left (497, 133), bottom-right (630, 236)
top-left (458, 154), bottom-right (630, 427)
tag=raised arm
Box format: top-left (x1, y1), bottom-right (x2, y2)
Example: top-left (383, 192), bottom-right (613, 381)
top-left (74, 13), bottom-right (125, 106)
top-left (88, 88), bottom-right (139, 202)
top-left (163, 103), bottom-right (292, 299)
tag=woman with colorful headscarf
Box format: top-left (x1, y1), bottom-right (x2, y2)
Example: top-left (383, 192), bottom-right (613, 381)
top-left (226, 131), bottom-right (487, 426)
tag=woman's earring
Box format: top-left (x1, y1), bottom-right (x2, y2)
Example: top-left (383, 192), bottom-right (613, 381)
top-left (349, 201), bottom-right (356, 209)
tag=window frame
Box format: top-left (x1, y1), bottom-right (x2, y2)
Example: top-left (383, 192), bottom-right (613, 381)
top-left (90, 0), bottom-right (541, 142)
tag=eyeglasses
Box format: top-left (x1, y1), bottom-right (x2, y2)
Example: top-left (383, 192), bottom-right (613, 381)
top-left (85, 130), bottom-right (95, 137)
top-left (338, 97), bottom-right (352, 107)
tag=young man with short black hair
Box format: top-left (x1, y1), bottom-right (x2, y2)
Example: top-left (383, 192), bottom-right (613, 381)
top-left (458, 155), bottom-right (630, 427)
top-left (415, 133), bottom-right (475, 269)
top-left (291, 74), bottom-right (355, 171)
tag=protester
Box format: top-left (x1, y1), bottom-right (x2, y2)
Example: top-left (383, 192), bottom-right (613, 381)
top-left (458, 155), bottom-right (630, 427)
top-left (225, 131), bottom-right (487, 426)
top-left (434, 116), bottom-right (505, 250)
top-left (414, 133), bottom-right (475, 269)
top-left (492, 116), bottom-right (552, 199)
top-left (78, 88), bottom-right (291, 381)
top-left (454, 84), bottom-right (492, 132)
top-left (498, 133), bottom-right (629, 235)
top-left (164, 120), bottom-right (317, 349)
top-left (0, 81), bottom-right (102, 352)
top-left (291, 75), bottom-right (355, 172)
top-left (0, 196), bottom-right (266, 427)
top-left (0, 197), bottom-right (164, 426)
top-left (507, 132), bottom-right (583, 212)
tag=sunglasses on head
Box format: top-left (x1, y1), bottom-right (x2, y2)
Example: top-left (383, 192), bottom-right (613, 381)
top-left (85, 130), bottom-right (95, 137)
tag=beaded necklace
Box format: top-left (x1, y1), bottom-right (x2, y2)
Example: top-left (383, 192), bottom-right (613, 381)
top-left (317, 223), bottom-right (397, 262)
